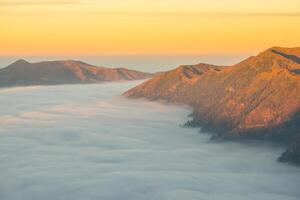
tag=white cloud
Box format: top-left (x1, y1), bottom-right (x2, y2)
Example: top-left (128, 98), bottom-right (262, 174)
top-left (0, 86), bottom-right (40, 93)
top-left (0, 81), bottom-right (299, 200)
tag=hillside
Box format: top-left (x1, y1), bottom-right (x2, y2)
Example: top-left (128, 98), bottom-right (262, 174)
top-left (0, 59), bottom-right (152, 87)
top-left (124, 47), bottom-right (300, 165)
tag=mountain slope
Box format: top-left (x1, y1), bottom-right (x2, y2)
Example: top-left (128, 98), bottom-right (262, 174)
top-left (124, 47), bottom-right (300, 165)
top-left (0, 59), bottom-right (152, 87)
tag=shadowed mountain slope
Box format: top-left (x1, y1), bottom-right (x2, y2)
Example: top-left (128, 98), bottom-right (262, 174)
top-left (0, 59), bottom-right (152, 87)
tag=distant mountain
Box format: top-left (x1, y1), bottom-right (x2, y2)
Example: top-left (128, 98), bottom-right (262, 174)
top-left (0, 59), bottom-right (153, 87)
top-left (124, 47), bottom-right (300, 165)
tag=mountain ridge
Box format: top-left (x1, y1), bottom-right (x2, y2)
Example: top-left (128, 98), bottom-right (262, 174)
top-left (0, 59), bottom-right (153, 87)
top-left (124, 46), bottom-right (300, 165)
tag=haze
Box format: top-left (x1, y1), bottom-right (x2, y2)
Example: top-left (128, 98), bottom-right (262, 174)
top-left (0, 81), bottom-right (299, 200)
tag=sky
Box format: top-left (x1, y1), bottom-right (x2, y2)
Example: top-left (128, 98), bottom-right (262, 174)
top-left (0, 0), bottom-right (299, 56)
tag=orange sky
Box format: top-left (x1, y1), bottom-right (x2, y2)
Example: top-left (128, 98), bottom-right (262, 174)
top-left (0, 0), bottom-right (299, 55)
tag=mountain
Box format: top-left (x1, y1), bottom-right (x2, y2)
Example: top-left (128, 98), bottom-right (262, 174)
top-left (124, 47), bottom-right (300, 165)
top-left (0, 59), bottom-right (152, 87)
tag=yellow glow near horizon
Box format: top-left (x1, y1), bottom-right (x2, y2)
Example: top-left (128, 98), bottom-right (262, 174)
top-left (0, 0), bottom-right (299, 55)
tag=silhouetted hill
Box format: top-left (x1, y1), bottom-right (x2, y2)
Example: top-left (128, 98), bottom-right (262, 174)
top-left (0, 59), bottom-right (152, 87)
top-left (124, 47), bottom-right (300, 165)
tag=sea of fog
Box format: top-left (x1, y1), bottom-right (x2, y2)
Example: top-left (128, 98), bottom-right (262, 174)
top-left (0, 81), bottom-right (299, 200)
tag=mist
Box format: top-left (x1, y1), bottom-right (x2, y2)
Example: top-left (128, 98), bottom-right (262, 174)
top-left (0, 81), bottom-right (299, 200)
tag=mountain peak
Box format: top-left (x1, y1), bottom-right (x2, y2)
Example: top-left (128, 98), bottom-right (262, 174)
top-left (269, 46), bottom-right (300, 56)
top-left (269, 47), bottom-right (300, 64)
top-left (14, 59), bottom-right (29, 65)
top-left (234, 46), bottom-right (300, 71)
top-left (56, 60), bottom-right (90, 65)
top-left (260, 46), bottom-right (300, 62)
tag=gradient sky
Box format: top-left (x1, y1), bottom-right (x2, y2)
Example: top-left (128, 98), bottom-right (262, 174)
top-left (0, 0), bottom-right (299, 55)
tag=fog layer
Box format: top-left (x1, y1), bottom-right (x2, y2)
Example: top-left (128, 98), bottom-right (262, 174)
top-left (0, 81), bottom-right (299, 200)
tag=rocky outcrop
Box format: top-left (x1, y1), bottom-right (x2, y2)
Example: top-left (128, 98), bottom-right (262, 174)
top-left (124, 47), bottom-right (300, 165)
top-left (0, 59), bottom-right (152, 87)
top-left (279, 136), bottom-right (300, 165)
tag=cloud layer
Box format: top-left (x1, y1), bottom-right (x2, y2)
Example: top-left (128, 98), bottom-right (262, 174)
top-left (0, 81), bottom-right (299, 200)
